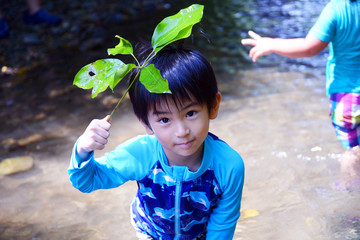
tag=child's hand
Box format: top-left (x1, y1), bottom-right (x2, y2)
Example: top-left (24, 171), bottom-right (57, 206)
top-left (76, 115), bottom-right (111, 159)
top-left (241, 30), bottom-right (274, 62)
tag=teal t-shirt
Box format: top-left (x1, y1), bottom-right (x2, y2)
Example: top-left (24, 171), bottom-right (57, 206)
top-left (309, 0), bottom-right (360, 96)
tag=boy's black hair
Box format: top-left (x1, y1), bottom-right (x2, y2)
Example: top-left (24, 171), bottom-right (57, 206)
top-left (129, 43), bottom-right (218, 127)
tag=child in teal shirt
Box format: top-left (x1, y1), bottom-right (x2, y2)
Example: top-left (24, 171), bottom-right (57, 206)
top-left (242, 0), bottom-right (360, 190)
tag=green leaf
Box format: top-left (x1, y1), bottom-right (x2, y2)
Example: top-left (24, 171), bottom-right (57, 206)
top-left (111, 63), bottom-right (137, 89)
top-left (73, 59), bottom-right (125, 98)
top-left (107, 35), bottom-right (133, 56)
top-left (139, 64), bottom-right (171, 94)
top-left (152, 4), bottom-right (204, 53)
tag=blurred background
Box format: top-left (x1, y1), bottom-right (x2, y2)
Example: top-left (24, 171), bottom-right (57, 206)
top-left (0, 0), bottom-right (359, 239)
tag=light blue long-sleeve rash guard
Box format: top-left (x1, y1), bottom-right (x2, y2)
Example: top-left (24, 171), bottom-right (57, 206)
top-left (68, 133), bottom-right (245, 240)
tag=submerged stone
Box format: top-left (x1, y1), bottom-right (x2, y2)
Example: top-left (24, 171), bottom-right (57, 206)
top-left (0, 156), bottom-right (34, 175)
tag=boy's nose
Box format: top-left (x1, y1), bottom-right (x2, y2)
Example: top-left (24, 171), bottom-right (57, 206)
top-left (175, 122), bottom-right (190, 137)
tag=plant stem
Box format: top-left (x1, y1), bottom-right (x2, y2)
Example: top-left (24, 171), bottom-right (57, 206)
top-left (109, 70), bottom-right (140, 118)
top-left (142, 50), bottom-right (157, 66)
top-left (131, 53), bottom-right (140, 66)
top-left (109, 49), bottom-right (157, 119)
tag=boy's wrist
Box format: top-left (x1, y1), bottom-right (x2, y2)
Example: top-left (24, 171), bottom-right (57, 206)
top-left (76, 136), bottom-right (92, 160)
top-left (76, 147), bottom-right (91, 160)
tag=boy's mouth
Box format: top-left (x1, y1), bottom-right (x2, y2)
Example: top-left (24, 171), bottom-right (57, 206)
top-left (177, 139), bottom-right (194, 147)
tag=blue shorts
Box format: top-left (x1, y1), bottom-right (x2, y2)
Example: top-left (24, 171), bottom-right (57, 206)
top-left (330, 93), bottom-right (360, 149)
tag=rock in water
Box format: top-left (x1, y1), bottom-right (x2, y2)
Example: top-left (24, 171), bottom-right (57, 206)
top-left (0, 156), bottom-right (34, 175)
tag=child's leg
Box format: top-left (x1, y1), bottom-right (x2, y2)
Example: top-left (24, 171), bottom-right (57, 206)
top-left (339, 146), bottom-right (360, 190)
top-left (330, 93), bottom-right (360, 190)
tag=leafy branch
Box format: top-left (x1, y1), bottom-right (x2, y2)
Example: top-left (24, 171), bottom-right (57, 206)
top-left (73, 4), bottom-right (204, 119)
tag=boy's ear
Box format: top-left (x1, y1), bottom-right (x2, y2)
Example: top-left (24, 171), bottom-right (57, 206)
top-left (138, 117), bottom-right (154, 135)
top-left (209, 92), bottom-right (222, 119)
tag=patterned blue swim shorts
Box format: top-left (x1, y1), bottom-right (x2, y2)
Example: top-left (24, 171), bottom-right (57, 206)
top-left (330, 93), bottom-right (360, 149)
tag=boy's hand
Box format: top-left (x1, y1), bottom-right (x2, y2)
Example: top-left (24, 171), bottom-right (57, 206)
top-left (241, 30), bottom-right (274, 62)
top-left (76, 115), bottom-right (111, 159)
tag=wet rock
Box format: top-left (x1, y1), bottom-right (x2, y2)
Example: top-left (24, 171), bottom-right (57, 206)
top-left (101, 95), bottom-right (120, 106)
top-left (1, 138), bottom-right (17, 150)
top-left (48, 86), bottom-right (74, 98)
top-left (17, 133), bottom-right (45, 147)
top-left (240, 209), bottom-right (260, 219)
top-left (23, 33), bottom-right (42, 45)
top-left (1, 66), bottom-right (18, 76)
top-left (0, 156), bottom-right (34, 175)
top-left (79, 37), bottom-right (104, 51)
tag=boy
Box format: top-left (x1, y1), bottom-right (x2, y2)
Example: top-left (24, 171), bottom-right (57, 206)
top-left (241, 0), bottom-right (360, 190)
top-left (68, 45), bottom-right (245, 239)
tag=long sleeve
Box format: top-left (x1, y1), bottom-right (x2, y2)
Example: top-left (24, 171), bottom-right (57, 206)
top-left (68, 135), bottom-right (159, 193)
top-left (206, 141), bottom-right (245, 239)
top-left (68, 141), bottom-right (130, 192)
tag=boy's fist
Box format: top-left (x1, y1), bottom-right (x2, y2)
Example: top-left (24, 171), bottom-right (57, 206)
top-left (76, 115), bottom-right (111, 159)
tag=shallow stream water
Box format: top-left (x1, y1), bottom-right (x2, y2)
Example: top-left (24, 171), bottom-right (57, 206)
top-left (1, 0), bottom-right (359, 239)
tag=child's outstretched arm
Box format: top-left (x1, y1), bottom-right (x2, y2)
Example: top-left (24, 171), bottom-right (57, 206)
top-left (76, 115), bottom-right (111, 160)
top-left (241, 30), bottom-right (328, 62)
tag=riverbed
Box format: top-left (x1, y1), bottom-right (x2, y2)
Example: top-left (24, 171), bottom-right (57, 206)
top-left (1, 66), bottom-right (359, 239)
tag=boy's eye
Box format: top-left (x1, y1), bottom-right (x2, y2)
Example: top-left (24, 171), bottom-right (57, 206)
top-left (159, 118), bottom-right (169, 124)
top-left (186, 111), bottom-right (196, 117)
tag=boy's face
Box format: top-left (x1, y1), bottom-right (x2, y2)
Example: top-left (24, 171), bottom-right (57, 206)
top-left (141, 93), bottom-right (221, 169)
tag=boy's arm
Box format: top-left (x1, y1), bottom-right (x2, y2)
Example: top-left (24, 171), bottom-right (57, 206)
top-left (68, 141), bottom-right (138, 193)
top-left (69, 124), bottom-right (154, 193)
top-left (68, 115), bottom-right (126, 193)
top-left (206, 156), bottom-right (245, 240)
top-left (68, 143), bottom-right (131, 193)
top-left (241, 30), bottom-right (328, 62)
